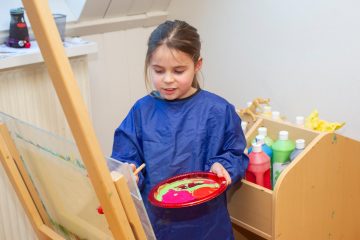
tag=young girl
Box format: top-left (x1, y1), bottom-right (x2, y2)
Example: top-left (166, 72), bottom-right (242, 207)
top-left (111, 20), bottom-right (249, 240)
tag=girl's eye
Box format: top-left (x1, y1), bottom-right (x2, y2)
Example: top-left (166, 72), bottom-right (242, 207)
top-left (154, 69), bottom-right (164, 74)
top-left (174, 70), bottom-right (184, 74)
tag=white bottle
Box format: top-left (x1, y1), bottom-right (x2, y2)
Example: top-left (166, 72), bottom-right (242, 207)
top-left (295, 116), bottom-right (305, 127)
top-left (261, 105), bottom-right (272, 118)
top-left (258, 127), bottom-right (267, 137)
top-left (289, 139), bottom-right (306, 161)
top-left (271, 111), bottom-right (281, 121)
top-left (256, 127), bottom-right (274, 147)
top-left (241, 121), bottom-right (248, 133)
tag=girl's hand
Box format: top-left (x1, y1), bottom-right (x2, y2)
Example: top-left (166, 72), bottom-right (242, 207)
top-left (130, 164), bottom-right (139, 184)
top-left (210, 162), bottom-right (232, 185)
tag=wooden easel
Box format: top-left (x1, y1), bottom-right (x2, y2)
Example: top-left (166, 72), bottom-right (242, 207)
top-left (0, 0), bottom-right (146, 239)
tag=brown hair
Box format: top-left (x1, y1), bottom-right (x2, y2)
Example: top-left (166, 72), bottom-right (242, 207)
top-left (144, 20), bottom-right (201, 91)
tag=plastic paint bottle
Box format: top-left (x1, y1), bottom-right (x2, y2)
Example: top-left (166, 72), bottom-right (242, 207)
top-left (271, 111), bottom-right (281, 121)
top-left (290, 139), bottom-right (306, 161)
top-left (246, 143), bottom-right (271, 189)
top-left (295, 116), bottom-right (305, 127)
top-left (248, 135), bottom-right (273, 158)
top-left (256, 127), bottom-right (274, 147)
top-left (261, 105), bottom-right (272, 118)
top-left (241, 121), bottom-right (248, 133)
top-left (271, 131), bottom-right (295, 187)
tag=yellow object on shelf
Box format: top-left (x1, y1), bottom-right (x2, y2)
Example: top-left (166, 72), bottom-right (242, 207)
top-left (305, 110), bottom-right (345, 132)
top-left (239, 98), bottom-right (270, 121)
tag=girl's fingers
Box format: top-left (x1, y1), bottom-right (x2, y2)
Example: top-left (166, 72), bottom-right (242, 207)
top-left (223, 169), bottom-right (232, 185)
top-left (129, 163), bottom-right (137, 172)
top-left (210, 162), bottom-right (231, 185)
top-left (129, 164), bottom-right (139, 184)
top-left (210, 163), bottom-right (222, 176)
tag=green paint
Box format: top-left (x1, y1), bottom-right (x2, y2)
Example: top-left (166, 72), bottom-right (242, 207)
top-left (155, 178), bottom-right (219, 201)
top-left (50, 218), bottom-right (88, 240)
top-left (15, 132), bottom-right (86, 171)
top-left (155, 179), bottom-right (192, 201)
top-left (272, 136), bottom-right (295, 187)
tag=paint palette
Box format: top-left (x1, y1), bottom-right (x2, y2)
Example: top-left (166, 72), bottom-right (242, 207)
top-left (148, 172), bottom-right (227, 208)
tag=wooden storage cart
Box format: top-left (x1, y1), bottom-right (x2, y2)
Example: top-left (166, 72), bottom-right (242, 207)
top-left (228, 117), bottom-right (360, 240)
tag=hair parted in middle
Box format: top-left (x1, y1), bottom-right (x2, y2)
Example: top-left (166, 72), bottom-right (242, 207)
top-left (144, 20), bottom-right (202, 91)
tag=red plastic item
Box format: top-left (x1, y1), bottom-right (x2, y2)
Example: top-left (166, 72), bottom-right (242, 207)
top-left (97, 206), bottom-right (104, 214)
top-left (148, 172), bottom-right (227, 208)
top-left (246, 149), bottom-right (271, 189)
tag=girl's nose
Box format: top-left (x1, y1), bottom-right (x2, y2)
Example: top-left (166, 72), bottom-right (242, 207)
top-left (163, 73), bottom-right (175, 83)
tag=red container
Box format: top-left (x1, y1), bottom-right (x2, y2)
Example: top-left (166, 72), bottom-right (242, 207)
top-left (246, 143), bottom-right (271, 189)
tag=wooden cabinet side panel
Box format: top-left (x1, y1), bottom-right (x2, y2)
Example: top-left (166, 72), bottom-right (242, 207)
top-left (273, 134), bottom-right (360, 240)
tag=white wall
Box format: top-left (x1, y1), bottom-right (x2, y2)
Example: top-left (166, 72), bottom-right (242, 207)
top-left (168, 0), bottom-right (360, 141)
top-left (86, 27), bottom-right (153, 155)
top-left (86, 0), bottom-right (360, 154)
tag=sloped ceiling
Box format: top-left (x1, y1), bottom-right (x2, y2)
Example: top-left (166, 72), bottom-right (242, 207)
top-left (0, 0), bottom-right (171, 40)
top-left (80, 0), bottom-right (170, 20)
top-left (66, 0), bottom-right (171, 36)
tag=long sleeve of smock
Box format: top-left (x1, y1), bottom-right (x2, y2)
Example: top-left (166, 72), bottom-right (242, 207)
top-left (205, 104), bottom-right (249, 185)
top-left (111, 106), bottom-right (145, 190)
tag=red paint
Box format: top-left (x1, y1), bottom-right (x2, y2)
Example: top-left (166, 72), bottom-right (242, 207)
top-left (246, 149), bottom-right (271, 189)
top-left (97, 206), bottom-right (104, 214)
top-left (17, 22), bottom-right (27, 28)
top-left (193, 187), bottom-right (217, 198)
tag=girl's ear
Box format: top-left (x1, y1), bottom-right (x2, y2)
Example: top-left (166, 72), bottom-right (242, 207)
top-left (195, 57), bottom-right (203, 72)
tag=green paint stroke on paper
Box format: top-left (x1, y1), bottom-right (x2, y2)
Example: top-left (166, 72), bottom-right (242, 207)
top-left (15, 132), bottom-right (86, 171)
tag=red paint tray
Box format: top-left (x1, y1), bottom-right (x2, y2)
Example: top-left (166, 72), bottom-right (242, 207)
top-left (148, 171), bottom-right (227, 208)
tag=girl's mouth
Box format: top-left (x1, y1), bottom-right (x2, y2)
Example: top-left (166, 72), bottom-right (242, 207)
top-left (163, 88), bottom-right (176, 94)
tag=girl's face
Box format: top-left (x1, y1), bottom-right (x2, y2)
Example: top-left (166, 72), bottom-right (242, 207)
top-left (149, 44), bottom-right (202, 100)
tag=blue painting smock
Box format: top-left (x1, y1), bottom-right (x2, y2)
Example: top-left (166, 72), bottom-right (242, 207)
top-left (111, 89), bottom-right (249, 240)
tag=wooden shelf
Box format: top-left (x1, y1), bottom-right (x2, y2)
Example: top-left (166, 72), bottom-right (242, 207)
top-left (228, 117), bottom-right (360, 239)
